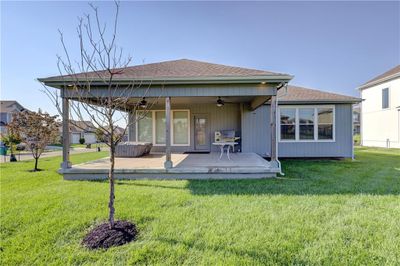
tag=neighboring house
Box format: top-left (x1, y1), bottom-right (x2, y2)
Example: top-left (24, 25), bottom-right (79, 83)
top-left (358, 65), bottom-right (400, 148)
top-left (99, 126), bottom-right (129, 142)
top-left (114, 126), bottom-right (128, 142)
top-left (0, 101), bottom-right (27, 135)
top-left (68, 120), bottom-right (97, 144)
top-left (353, 104), bottom-right (360, 135)
top-left (40, 59), bottom-right (361, 178)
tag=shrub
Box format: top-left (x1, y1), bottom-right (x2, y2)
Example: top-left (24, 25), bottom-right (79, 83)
top-left (79, 137), bottom-right (85, 144)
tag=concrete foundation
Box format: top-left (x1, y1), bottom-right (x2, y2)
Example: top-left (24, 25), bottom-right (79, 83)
top-left (59, 152), bottom-right (278, 180)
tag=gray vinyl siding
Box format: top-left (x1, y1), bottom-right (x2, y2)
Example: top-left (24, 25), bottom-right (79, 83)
top-left (241, 105), bottom-right (271, 156)
top-left (241, 104), bottom-right (354, 158)
top-left (128, 103), bottom-right (241, 153)
top-left (64, 84), bottom-right (277, 98)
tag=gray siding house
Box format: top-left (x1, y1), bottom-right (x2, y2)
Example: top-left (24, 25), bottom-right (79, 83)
top-left (39, 59), bottom-right (360, 179)
top-left (0, 101), bottom-right (27, 135)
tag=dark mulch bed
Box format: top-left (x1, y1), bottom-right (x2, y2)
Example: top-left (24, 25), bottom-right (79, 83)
top-left (82, 220), bottom-right (137, 249)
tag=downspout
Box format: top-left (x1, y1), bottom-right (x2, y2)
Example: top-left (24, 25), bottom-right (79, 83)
top-left (275, 82), bottom-right (288, 176)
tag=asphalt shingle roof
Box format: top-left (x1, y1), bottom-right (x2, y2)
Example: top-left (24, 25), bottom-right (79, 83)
top-left (360, 65), bottom-right (400, 89)
top-left (278, 85), bottom-right (360, 103)
top-left (42, 59), bottom-right (289, 81)
top-left (40, 59), bottom-right (359, 103)
top-left (69, 120), bottom-right (96, 132)
top-left (0, 101), bottom-right (26, 113)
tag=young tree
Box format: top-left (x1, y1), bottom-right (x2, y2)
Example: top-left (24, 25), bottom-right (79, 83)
top-left (8, 110), bottom-right (59, 171)
top-left (42, 1), bottom-right (159, 231)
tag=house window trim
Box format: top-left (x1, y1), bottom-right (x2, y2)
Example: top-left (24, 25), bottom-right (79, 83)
top-left (135, 109), bottom-right (190, 147)
top-left (278, 105), bottom-right (336, 143)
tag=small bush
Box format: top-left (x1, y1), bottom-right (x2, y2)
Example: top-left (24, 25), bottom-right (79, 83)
top-left (79, 137), bottom-right (85, 144)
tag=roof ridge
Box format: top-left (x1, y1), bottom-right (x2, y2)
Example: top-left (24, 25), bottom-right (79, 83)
top-left (124, 58), bottom-right (283, 75)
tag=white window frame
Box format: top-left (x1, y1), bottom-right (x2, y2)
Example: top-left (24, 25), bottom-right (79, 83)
top-left (278, 105), bottom-right (336, 143)
top-left (136, 109), bottom-right (190, 146)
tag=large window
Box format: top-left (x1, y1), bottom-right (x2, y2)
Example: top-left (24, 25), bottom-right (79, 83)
top-left (155, 111), bottom-right (166, 144)
top-left (382, 88), bottom-right (389, 109)
top-left (280, 108), bottom-right (296, 140)
top-left (317, 108), bottom-right (333, 140)
top-left (299, 108), bottom-right (314, 140)
top-left (136, 110), bottom-right (190, 146)
top-left (279, 106), bottom-right (335, 142)
top-left (173, 111), bottom-right (189, 145)
top-left (137, 111), bottom-right (152, 142)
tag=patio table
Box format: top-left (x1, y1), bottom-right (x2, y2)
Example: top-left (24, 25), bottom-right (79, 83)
top-left (212, 142), bottom-right (238, 160)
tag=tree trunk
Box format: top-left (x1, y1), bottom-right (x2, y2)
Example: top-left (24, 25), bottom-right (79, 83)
top-left (9, 143), bottom-right (17, 162)
top-left (34, 157), bottom-right (39, 171)
top-left (108, 142), bottom-right (115, 229)
top-left (33, 148), bottom-right (40, 171)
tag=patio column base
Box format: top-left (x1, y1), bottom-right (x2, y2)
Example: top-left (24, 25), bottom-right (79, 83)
top-left (269, 159), bottom-right (279, 168)
top-left (164, 160), bottom-right (173, 169)
top-left (61, 161), bottom-right (72, 169)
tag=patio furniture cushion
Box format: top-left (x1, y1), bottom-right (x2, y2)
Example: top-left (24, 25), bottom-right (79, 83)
top-left (115, 142), bottom-right (153, 158)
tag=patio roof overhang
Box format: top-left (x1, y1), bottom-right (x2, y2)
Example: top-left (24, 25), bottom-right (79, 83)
top-left (39, 75), bottom-right (293, 113)
top-left (38, 74), bottom-right (293, 87)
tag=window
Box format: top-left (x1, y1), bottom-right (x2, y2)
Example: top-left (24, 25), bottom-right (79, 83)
top-left (172, 111), bottom-right (189, 145)
top-left (136, 110), bottom-right (190, 146)
top-left (317, 108), bottom-right (333, 140)
top-left (279, 106), bottom-right (335, 142)
top-left (382, 88), bottom-right (389, 109)
top-left (155, 111), bottom-right (166, 144)
top-left (280, 108), bottom-right (296, 140)
top-left (299, 108), bottom-right (314, 140)
top-left (137, 111), bottom-right (152, 142)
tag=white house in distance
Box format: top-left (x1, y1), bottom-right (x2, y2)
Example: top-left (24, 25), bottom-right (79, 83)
top-left (358, 65), bottom-right (400, 148)
top-left (67, 120), bottom-right (97, 144)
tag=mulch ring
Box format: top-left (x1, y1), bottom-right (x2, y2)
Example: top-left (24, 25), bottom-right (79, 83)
top-left (82, 220), bottom-right (137, 249)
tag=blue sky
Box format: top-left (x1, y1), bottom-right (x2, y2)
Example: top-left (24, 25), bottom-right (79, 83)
top-left (1, 1), bottom-right (399, 115)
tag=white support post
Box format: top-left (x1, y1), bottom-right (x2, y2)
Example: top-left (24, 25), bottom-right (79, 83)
top-left (164, 97), bottom-right (173, 169)
top-left (270, 95), bottom-right (278, 167)
top-left (61, 93), bottom-right (71, 169)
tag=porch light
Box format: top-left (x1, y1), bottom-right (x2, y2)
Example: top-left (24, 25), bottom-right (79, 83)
top-left (261, 82), bottom-right (266, 84)
top-left (216, 97), bottom-right (224, 107)
top-left (139, 98), bottom-right (147, 108)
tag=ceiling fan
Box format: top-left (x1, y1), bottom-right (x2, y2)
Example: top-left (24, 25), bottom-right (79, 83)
top-left (216, 96), bottom-right (235, 107)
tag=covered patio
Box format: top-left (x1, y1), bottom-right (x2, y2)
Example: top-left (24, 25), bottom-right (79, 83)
top-left (39, 59), bottom-right (293, 179)
top-left (60, 152), bottom-right (279, 180)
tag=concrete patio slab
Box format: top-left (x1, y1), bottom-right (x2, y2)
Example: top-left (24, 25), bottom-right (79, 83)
top-left (60, 152), bottom-right (278, 180)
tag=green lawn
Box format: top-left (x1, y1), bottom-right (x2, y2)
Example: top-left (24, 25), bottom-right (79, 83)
top-left (70, 143), bottom-right (108, 149)
top-left (1, 148), bottom-right (399, 265)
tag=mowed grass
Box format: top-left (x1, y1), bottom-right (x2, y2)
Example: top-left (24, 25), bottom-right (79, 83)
top-left (1, 148), bottom-right (399, 265)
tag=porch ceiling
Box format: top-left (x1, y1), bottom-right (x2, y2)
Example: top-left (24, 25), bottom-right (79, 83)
top-left (126, 96), bottom-right (259, 106)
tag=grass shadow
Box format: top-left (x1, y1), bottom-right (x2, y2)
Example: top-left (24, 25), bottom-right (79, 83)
top-left (156, 236), bottom-right (296, 264)
top-left (187, 151), bottom-right (400, 196)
